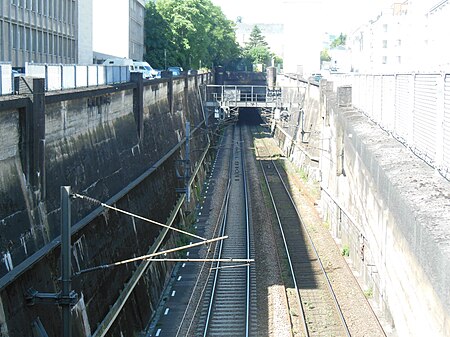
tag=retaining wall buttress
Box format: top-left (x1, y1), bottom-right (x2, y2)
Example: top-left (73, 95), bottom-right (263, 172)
top-left (0, 72), bottom-right (213, 337)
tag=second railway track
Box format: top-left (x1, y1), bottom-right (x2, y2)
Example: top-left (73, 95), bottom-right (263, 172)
top-left (252, 124), bottom-right (351, 337)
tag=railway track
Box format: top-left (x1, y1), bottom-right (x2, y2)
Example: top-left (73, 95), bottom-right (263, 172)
top-left (252, 124), bottom-right (351, 337)
top-left (195, 123), bottom-right (254, 336)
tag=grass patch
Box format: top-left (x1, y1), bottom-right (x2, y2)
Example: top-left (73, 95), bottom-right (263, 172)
top-left (341, 245), bottom-right (350, 257)
top-left (364, 287), bottom-right (373, 299)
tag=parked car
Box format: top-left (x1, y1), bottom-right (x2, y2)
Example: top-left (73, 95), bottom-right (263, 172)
top-left (167, 66), bottom-right (183, 76)
top-left (309, 73), bottom-right (323, 82)
top-left (133, 61), bottom-right (158, 79)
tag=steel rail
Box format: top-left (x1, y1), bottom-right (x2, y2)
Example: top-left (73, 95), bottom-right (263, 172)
top-left (242, 125), bottom-right (251, 337)
top-left (255, 123), bottom-right (350, 337)
top-left (259, 151), bottom-right (308, 337)
top-left (202, 125), bottom-right (236, 336)
top-left (271, 161), bottom-right (351, 337)
top-left (202, 124), bottom-right (251, 336)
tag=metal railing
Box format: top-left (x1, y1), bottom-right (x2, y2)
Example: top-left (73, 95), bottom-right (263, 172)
top-left (0, 63), bottom-right (130, 95)
top-left (329, 72), bottom-right (450, 180)
top-left (25, 63), bottom-right (129, 92)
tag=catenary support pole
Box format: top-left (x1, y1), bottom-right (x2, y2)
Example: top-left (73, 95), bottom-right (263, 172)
top-left (61, 186), bottom-right (72, 337)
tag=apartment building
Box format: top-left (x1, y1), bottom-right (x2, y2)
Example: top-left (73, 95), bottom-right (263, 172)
top-left (349, 0), bottom-right (450, 73)
top-left (0, 0), bottom-right (93, 67)
top-left (349, 1), bottom-right (412, 73)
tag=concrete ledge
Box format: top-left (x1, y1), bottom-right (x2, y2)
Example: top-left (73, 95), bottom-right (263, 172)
top-left (326, 104), bottom-right (450, 336)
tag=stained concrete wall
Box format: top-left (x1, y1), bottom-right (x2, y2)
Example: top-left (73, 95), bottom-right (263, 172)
top-left (271, 76), bottom-right (450, 336)
top-left (271, 76), bottom-right (322, 180)
top-left (320, 86), bottom-right (450, 336)
top-left (0, 73), bottom-right (213, 336)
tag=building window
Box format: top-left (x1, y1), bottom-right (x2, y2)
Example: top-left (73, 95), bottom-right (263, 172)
top-left (32, 29), bottom-right (37, 52)
top-left (396, 39), bottom-right (401, 47)
top-left (383, 24), bottom-right (388, 32)
top-left (25, 27), bottom-right (31, 51)
top-left (44, 33), bottom-right (48, 53)
top-left (38, 31), bottom-right (43, 52)
top-left (397, 56), bottom-right (401, 64)
top-left (12, 25), bottom-right (18, 49)
top-left (382, 40), bottom-right (387, 48)
top-left (48, 34), bottom-right (53, 54)
top-left (382, 56), bottom-right (387, 64)
top-left (17, 26), bottom-right (22, 49)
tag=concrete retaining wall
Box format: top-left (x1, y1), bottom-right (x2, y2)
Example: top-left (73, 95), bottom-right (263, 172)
top-left (271, 76), bottom-right (322, 181)
top-left (271, 77), bottom-right (450, 336)
top-left (320, 86), bottom-right (450, 336)
top-left (0, 73), bottom-right (213, 336)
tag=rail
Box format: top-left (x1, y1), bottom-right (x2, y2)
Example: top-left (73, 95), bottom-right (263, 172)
top-left (201, 124), bottom-right (251, 336)
top-left (256, 125), bottom-right (350, 337)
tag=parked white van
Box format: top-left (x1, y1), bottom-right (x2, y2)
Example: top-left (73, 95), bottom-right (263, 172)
top-left (133, 61), bottom-right (158, 79)
top-left (102, 58), bottom-right (134, 72)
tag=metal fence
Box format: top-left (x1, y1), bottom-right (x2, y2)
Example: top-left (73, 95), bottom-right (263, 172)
top-left (329, 73), bottom-right (450, 179)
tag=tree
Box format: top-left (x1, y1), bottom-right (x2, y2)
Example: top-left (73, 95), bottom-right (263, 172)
top-left (245, 25), bottom-right (268, 50)
top-left (320, 49), bottom-right (331, 62)
top-left (144, 1), bottom-right (176, 69)
top-left (147, 0), bottom-right (240, 70)
top-left (243, 25), bottom-right (277, 70)
top-left (330, 33), bottom-right (347, 48)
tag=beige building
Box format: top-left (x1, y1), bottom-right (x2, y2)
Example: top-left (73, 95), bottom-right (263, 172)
top-left (0, 0), bottom-right (93, 67)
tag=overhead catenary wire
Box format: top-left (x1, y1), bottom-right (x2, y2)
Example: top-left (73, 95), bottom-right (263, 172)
top-left (73, 193), bottom-right (206, 241)
top-left (74, 236), bottom-right (230, 276)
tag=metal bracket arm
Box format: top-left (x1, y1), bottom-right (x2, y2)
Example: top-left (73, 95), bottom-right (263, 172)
top-left (26, 288), bottom-right (78, 306)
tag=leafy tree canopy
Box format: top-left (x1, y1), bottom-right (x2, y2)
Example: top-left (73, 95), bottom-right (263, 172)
top-left (245, 25), bottom-right (268, 50)
top-left (243, 25), bottom-right (282, 71)
top-left (145, 0), bottom-right (240, 70)
top-left (330, 33), bottom-right (347, 48)
top-left (320, 49), bottom-right (331, 62)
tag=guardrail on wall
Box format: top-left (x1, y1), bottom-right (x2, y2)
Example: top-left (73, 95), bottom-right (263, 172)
top-left (329, 73), bottom-right (450, 180)
top-left (25, 63), bottom-right (130, 92)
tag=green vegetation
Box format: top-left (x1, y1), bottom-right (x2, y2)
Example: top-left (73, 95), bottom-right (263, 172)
top-left (320, 49), bottom-right (331, 63)
top-left (341, 245), bottom-right (349, 257)
top-left (145, 0), bottom-right (240, 70)
top-left (145, 2), bottom-right (283, 71)
top-left (364, 287), bottom-right (373, 299)
top-left (330, 33), bottom-right (347, 48)
top-left (243, 25), bottom-right (282, 71)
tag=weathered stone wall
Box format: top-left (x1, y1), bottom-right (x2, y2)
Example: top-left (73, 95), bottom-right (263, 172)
top-left (0, 73), bottom-right (213, 336)
top-left (271, 76), bottom-right (322, 180)
top-left (272, 76), bottom-right (450, 336)
top-left (320, 86), bottom-right (450, 336)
